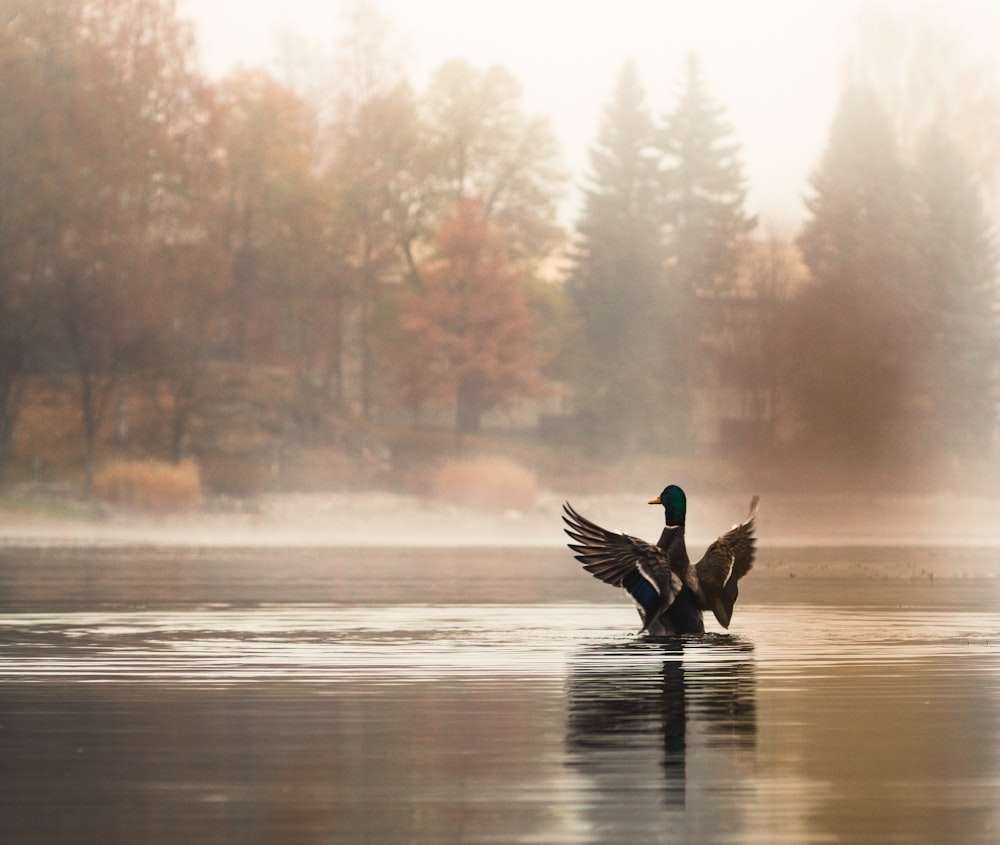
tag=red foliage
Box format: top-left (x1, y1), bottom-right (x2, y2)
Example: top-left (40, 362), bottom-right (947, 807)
top-left (394, 198), bottom-right (549, 433)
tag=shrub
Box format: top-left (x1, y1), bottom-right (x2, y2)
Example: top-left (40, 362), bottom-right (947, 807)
top-left (197, 455), bottom-right (271, 497)
top-left (431, 456), bottom-right (538, 513)
top-left (92, 460), bottom-right (203, 513)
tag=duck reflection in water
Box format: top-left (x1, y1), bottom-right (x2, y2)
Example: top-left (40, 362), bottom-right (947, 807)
top-left (566, 637), bottom-right (756, 836)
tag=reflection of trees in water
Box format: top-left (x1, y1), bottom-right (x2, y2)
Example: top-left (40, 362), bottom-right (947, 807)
top-left (566, 636), bottom-right (756, 838)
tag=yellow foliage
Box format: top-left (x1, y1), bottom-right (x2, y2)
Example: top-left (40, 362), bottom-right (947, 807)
top-left (92, 460), bottom-right (203, 513)
top-left (431, 456), bottom-right (538, 513)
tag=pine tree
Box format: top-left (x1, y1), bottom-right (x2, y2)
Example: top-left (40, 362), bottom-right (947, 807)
top-left (795, 83), bottom-right (923, 460)
top-left (567, 62), bottom-right (668, 451)
top-left (659, 53), bottom-right (756, 298)
top-left (912, 127), bottom-right (998, 462)
top-left (656, 53), bottom-right (757, 449)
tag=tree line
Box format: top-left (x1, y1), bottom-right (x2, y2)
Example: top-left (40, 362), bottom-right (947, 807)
top-left (572, 52), bottom-right (998, 476)
top-left (0, 0), bottom-right (997, 489)
top-left (0, 0), bottom-right (565, 484)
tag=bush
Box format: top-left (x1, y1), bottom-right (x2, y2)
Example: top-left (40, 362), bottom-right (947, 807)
top-left (197, 455), bottom-right (272, 497)
top-left (92, 460), bottom-right (203, 513)
top-left (431, 456), bottom-right (538, 513)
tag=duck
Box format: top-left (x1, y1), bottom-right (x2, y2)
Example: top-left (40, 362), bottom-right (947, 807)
top-left (563, 485), bottom-right (759, 635)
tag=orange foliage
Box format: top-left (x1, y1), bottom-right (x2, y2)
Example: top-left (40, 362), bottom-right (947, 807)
top-left (92, 460), bottom-right (202, 513)
top-left (394, 198), bottom-right (549, 433)
top-left (431, 455), bottom-right (538, 513)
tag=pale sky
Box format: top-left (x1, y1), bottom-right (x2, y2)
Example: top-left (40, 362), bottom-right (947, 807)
top-left (175, 1), bottom-right (1000, 229)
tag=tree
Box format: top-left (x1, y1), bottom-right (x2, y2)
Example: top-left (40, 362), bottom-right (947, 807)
top-left (26, 0), bottom-right (206, 484)
top-left (659, 53), bottom-right (757, 298)
top-left (319, 53), bottom-right (566, 425)
top-left (321, 81), bottom-right (423, 420)
top-left (422, 60), bottom-right (565, 262)
top-left (295, 2), bottom-right (423, 422)
top-left (714, 236), bottom-right (807, 447)
top-left (657, 53), bottom-right (756, 448)
top-left (795, 83), bottom-right (923, 461)
top-left (322, 0), bottom-right (408, 125)
top-left (215, 69), bottom-right (324, 363)
top-left (911, 127), bottom-right (998, 462)
top-left (134, 68), bottom-right (230, 463)
top-left (149, 238), bottom-right (230, 463)
top-left (394, 198), bottom-right (548, 439)
top-left (567, 61), bottom-right (667, 452)
top-left (847, 2), bottom-right (1000, 218)
top-left (0, 0), bottom-right (82, 478)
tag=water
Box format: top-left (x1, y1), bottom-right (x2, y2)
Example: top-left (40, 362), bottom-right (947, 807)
top-left (1, 546), bottom-right (999, 844)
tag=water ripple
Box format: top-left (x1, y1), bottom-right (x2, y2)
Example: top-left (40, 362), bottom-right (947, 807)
top-left (2, 603), bottom-right (999, 686)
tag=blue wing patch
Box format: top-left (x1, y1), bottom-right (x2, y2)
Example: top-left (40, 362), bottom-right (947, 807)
top-left (622, 567), bottom-right (660, 620)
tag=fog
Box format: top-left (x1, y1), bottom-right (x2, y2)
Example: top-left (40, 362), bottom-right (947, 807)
top-left (179, 0), bottom-right (847, 227)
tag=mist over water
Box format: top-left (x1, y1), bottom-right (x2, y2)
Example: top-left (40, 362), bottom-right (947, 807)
top-left (3, 488), bottom-right (1000, 553)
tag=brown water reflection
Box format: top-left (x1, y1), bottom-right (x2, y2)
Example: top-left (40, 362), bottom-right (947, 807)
top-left (1, 545), bottom-right (999, 844)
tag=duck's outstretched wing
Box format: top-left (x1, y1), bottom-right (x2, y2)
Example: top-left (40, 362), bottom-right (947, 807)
top-left (695, 495), bottom-right (759, 629)
top-left (563, 502), bottom-right (682, 632)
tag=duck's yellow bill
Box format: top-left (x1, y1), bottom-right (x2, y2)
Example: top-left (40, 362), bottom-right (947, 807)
top-left (648, 497), bottom-right (661, 505)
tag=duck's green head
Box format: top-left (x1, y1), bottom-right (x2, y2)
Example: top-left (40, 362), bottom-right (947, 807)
top-left (648, 484), bottom-right (686, 526)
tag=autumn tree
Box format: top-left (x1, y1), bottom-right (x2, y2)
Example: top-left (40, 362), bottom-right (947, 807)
top-left (294, 1), bottom-right (422, 422)
top-left (422, 59), bottom-right (565, 261)
top-left (149, 237), bottom-right (230, 462)
top-left (321, 81), bottom-right (424, 420)
top-left (395, 198), bottom-right (548, 439)
top-left (133, 70), bottom-right (229, 463)
top-left (8, 0), bottom-right (206, 483)
top-left (567, 61), bottom-right (668, 452)
top-left (214, 70), bottom-right (323, 363)
top-left (316, 48), bottom-right (566, 424)
top-left (0, 0), bottom-right (83, 478)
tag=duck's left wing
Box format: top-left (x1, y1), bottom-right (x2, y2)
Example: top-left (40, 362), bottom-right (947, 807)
top-left (695, 495), bottom-right (759, 629)
top-left (562, 502), bottom-right (682, 631)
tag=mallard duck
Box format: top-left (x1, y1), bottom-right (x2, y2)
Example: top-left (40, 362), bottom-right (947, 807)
top-left (563, 485), bottom-right (759, 635)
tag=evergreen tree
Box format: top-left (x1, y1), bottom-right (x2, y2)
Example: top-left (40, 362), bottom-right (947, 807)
top-left (659, 53), bottom-right (757, 298)
top-left (795, 83), bottom-right (923, 460)
top-left (912, 127), bottom-right (998, 461)
top-left (656, 53), bottom-right (756, 449)
top-left (567, 62), bottom-right (667, 452)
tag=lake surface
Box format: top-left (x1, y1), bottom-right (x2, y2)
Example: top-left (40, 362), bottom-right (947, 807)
top-left (1, 545), bottom-right (999, 844)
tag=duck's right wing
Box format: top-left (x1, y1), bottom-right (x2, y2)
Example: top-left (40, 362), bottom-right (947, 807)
top-left (562, 502), bottom-right (682, 631)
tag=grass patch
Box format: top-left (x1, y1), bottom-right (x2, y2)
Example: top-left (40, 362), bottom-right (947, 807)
top-left (92, 460), bottom-right (203, 513)
top-left (431, 455), bottom-right (538, 513)
top-left (0, 494), bottom-right (86, 521)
